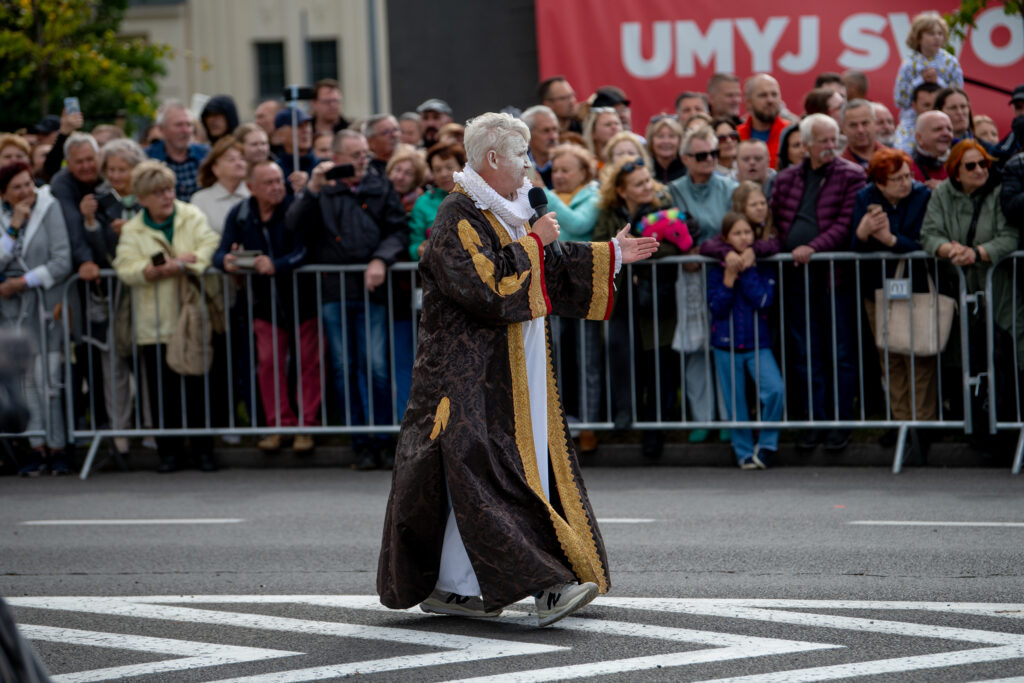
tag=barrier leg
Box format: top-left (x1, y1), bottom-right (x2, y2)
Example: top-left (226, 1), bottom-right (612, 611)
top-left (78, 435), bottom-right (104, 481)
top-left (1013, 429), bottom-right (1024, 475)
top-left (892, 424), bottom-right (910, 474)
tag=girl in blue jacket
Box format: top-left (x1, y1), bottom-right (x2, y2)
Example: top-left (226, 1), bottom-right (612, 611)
top-left (708, 212), bottom-right (784, 469)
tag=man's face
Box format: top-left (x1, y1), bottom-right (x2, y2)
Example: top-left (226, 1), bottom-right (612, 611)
top-left (736, 142), bottom-right (769, 183)
top-left (747, 77), bottom-right (782, 124)
top-left (161, 107), bottom-right (193, 152)
top-left (709, 81), bottom-right (742, 119)
top-left (254, 102), bottom-right (279, 135)
top-left (279, 121), bottom-right (312, 153)
top-left (204, 113), bottom-right (229, 138)
top-left (842, 105), bottom-right (876, 152)
top-left (367, 116), bottom-right (400, 160)
top-left (529, 113), bottom-right (559, 158)
top-left (421, 110), bottom-right (452, 142)
top-left (873, 104), bottom-right (896, 141)
top-left (250, 163), bottom-right (286, 207)
top-left (675, 96), bottom-right (708, 123)
top-left (614, 103), bottom-right (632, 132)
top-left (543, 80), bottom-right (576, 119)
top-left (399, 119), bottom-right (421, 146)
top-left (1014, 100), bottom-right (1024, 118)
top-left (806, 123), bottom-right (838, 168)
top-left (916, 112), bottom-right (954, 157)
top-left (489, 136), bottom-right (531, 197)
top-left (913, 90), bottom-right (938, 115)
top-left (312, 87), bottom-right (343, 123)
top-left (67, 143), bottom-right (98, 185)
top-left (334, 136), bottom-right (371, 183)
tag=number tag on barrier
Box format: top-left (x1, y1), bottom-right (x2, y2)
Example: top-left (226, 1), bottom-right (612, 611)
top-left (885, 278), bottom-right (911, 301)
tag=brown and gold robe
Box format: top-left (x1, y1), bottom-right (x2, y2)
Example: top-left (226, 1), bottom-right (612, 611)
top-left (377, 187), bottom-right (616, 612)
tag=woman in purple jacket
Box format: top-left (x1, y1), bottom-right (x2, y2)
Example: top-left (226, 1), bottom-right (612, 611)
top-left (708, 212), bottom-right (784, 469)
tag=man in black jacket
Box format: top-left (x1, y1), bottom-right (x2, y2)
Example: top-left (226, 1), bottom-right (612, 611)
top-left (287, 130), bottom-right (409, 469)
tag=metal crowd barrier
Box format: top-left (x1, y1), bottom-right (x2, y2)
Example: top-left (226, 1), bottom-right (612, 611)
top-left (984, 250), bottom-right (1024, 474)
top-left (0, 252), bottom-right (1009, 477)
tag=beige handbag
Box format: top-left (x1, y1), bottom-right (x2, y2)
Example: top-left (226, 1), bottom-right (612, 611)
top-left (166, 275), bottom-right (214, 376)
top-left (874, 260), bottom-right (956, 356)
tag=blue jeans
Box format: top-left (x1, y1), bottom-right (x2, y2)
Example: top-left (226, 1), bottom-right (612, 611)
top-left (783, 267), bottom-right (857, 422)
top-left (712, 347), bottom-right (784, 460)
top-left (322, 299), bottom-right (391, 447)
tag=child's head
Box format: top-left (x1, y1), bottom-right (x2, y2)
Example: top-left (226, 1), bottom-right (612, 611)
top-left (906, 12), bottom-right (949, 56)
top-left (721, 211), bottom-right (754, 252)
top-left (731, 180), bottom-right (768, 228)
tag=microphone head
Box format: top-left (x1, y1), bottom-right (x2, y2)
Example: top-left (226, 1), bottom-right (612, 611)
top-left (528, 186), bottom-right (548, 211)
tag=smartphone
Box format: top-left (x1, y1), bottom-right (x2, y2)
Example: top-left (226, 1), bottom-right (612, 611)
top-left (64, 97), bottom-right (81, 115)
top-left (325, 163), bottom-right (356, 181)
top-left (282, 85), bottom-right (315, 101)
top-left (96, 193), bottom-right (120, 218)
top-left (151, 252), bottom-right (166, 267)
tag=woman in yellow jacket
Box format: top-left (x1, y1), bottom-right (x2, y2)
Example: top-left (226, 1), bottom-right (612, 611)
top-left (114, 161), bottom-right (222, 472)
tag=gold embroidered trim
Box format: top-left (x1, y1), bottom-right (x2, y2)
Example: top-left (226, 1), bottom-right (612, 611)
top-left (586, 242), bottom-right (612, 321)
top-left (543, 319), bottom-right (609, 592)
top-left (507, 321), bottom-right (609, 593)
top-left (519, 235), bottom-right (548, 319)
top-left (430, 397), bottom-right (450, 440)
top-left (457, 219), bottom-right (529, 296)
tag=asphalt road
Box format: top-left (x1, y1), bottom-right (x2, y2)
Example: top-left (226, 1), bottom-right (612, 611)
top-left (2, 466), bottom-right (1023, 682)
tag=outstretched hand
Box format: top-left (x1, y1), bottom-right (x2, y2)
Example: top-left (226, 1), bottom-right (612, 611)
top-left (616, 224), bottom-right (659, 264)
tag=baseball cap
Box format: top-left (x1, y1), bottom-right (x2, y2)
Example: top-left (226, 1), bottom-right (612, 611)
top-left (31, 115), bottom-right (61, 135)
top-left (1010, 84), bottom-right (1024, 104)
top-left (274, 107), bottom-right (312, 130)
top-left (416, 98), bottom-right (452, 116)
top-left (592, 88), bottom-right (630, 108)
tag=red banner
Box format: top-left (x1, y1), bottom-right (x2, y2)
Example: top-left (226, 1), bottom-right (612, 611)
top-left (536, 1), bottom-right (1022, 138)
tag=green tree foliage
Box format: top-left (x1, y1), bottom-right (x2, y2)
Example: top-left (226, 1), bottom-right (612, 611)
top-left (946, 0), bottom-right (1023, 43)
top-left (0, 0), bottom-right (169, 132)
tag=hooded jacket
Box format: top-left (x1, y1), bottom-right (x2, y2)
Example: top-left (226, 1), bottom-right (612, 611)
top-left (200, 95), bottom-right (240, 145)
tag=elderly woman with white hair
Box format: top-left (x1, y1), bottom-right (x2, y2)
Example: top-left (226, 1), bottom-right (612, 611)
top-left (378, 112), bottom-right (657, 628)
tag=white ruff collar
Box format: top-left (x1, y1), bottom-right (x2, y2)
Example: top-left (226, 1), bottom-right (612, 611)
top-left (454, 165), bottom-right (533, 230)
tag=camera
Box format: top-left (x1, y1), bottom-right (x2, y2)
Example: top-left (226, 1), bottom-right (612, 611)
top-left (151, 252), bottom-right (166, 267)
top-left (325, 164), bottom-right (356, 181)
top-left (95, 192), bottom-right (121, 220)
top-left (282, 85), bottom-right (315, 102)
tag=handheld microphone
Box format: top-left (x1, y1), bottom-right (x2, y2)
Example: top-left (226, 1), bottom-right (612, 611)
top-left (528, 186), bottom-right (563, 257)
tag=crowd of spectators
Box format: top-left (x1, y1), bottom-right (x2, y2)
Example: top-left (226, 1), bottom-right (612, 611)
top-left (2, 11), bottom-right (1024, 476)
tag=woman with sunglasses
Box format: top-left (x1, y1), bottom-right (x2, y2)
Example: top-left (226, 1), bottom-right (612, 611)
top-left (594, 157), bottom-right (686, 458)
top-left (713, 118), bottom-right (740, 178)
top-left (921, 141), bottom-right (1018, 396)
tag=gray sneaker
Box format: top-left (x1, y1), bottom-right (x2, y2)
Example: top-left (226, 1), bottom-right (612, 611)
top-left (534, 581), bottom-right (599, 627)
top-left (419, 588), bottom-right (502, 618)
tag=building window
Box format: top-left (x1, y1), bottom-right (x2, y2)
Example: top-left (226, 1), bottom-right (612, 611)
top-left (256, 42), bottom-right (286, 102)
top-left (309, 39), bottom-right (339, 83)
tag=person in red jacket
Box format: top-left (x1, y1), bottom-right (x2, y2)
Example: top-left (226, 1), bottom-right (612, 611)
top-left (737, 74), bottom-right (796, 169)
top-left (770, 114), bottom-right (867, 453)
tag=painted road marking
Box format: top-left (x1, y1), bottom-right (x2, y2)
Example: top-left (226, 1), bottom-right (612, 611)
top-left (20, 519), bottom-right (246, 525)
top-left (596, 518), bottom-right (657, 523)
top-left (10, 597), bottom-right (1024, 682)
top-left (849, 521), bottom-right (1024, 528)
top-left (18, 625), bottom-right (298, 683)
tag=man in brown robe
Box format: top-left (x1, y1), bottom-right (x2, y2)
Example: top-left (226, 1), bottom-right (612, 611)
top-left (377, 112), bottom-right (658, 627)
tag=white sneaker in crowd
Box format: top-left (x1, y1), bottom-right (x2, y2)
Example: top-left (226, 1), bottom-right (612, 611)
top-left (419, 588), bottom-right (502, 618)
top-left (534, 581), bottom-right (599, 627)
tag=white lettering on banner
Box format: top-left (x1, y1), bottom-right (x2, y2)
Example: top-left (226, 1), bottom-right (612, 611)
top-left (675, 19), bottom-right (734, 75)
top-left (971, 7), bottom-right (1024, 67)
top-left (735, 17), bottom-right (790, 72)
top-left (839, 13), bottom-right (891, 70)
top-left (621, 21), bottom-right (673, 78)
top-left (619, 9), bottom-right (1013, 81)
top-left (778, 15), bottom-right (820, 73)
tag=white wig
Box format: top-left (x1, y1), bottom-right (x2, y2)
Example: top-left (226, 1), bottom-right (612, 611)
top-left (799, 113), bottom-right (839, 144)
top-left (464, 112), bottom-right (530, 170)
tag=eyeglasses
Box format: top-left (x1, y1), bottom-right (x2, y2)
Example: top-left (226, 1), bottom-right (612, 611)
top-left (616, 158), bottom-right (645, 180)
top-left (717, 132), bottom-right (740, 143)
top-left (686, 149), bottom-right (721, 162)
top-left (963, 159), bottom-right (990, 172)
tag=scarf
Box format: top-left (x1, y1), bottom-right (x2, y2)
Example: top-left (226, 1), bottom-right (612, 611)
top-left (454, 164), bottom-right (533, 231)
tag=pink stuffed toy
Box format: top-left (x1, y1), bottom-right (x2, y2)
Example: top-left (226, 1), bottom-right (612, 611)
top-left (638, 207), bottom-right (692, 252)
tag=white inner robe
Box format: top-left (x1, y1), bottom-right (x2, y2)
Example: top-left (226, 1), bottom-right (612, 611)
top-left (436, 215), bottom-right (550, 597)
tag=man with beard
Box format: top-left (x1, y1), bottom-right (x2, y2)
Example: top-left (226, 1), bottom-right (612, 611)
top-left (840, 99), bottom-right (886, 169)
top-left (416, 98), bottom-right (454, 148)
top-left (911, 110), bottom-right (954, 189)
top-left (539, 76), bottom-right (581, 134)
top-left (770, 114), bottom-right (866, 453)
top-left (737, 74), bottom-right (796, 168)
top-left (377, 112), bottom-right (657, 627)
top-left (521, 105), bottom-right (559, 188)
top-left (873, 103), bottom-right (897, 147)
